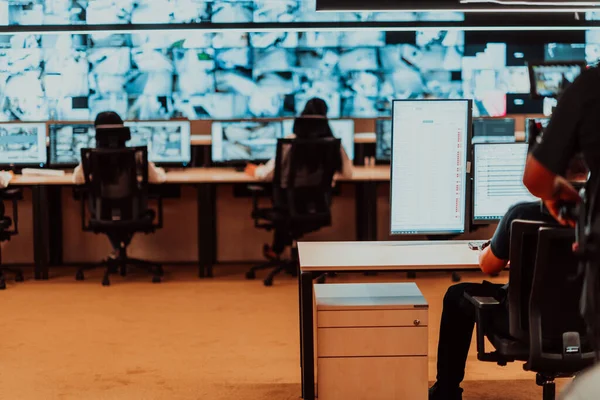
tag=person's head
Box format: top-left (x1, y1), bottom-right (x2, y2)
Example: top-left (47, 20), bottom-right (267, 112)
top-left (94, 111), bottom-right (130, 149)
top-left (301, 98), bottom-right (328, 118)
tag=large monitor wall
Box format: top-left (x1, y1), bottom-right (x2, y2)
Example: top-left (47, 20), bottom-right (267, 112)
top-left (0, 2), bottom-right (594, 122)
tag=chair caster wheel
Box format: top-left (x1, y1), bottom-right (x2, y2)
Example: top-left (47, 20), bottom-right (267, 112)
top-left (0, 279), bottom-right (6, 290)
top-left (452, 272), bottom-right (461, 282)
top-left (263, 278), bottom-right (273, 287)
top-left (152, 276), bottom-right (161, 284)
top-left (75, 271), bottom-right (85, 281)
top-left (102, 277), bottom-right (110, 286)
top-left (246, 271), bottom-right (256, 280)
top-left (120, 267), bottom-right (127, 277)
top-left (157, 267), bottom-right (164, 277)
top-left (316, 275), bottom-right (326, 284)
top-left (15, 272), bottom-right (24, 282)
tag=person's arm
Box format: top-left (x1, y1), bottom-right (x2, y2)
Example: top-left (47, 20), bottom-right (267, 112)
top-left (479, 241), bottom-right (508, 276)
top-left (253, 158), bottom-right (276, 181)
top-left (148, 162), bottom-right (167, 184)
top-left (338, 148), bottom-right (353, 179)
top-left (72, 163), bottom-right (85, 185)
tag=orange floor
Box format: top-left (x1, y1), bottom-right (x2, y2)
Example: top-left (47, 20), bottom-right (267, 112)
top-left (0, 266), bottom-right (568, 399)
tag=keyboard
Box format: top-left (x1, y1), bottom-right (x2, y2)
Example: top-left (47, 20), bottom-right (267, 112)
top-left (21, 168), bottom-right (66, 177)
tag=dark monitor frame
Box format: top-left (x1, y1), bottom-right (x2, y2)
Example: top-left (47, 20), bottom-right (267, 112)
top-left (390, 99), bottom-right (473, 236)
top-left (48, 121), bottom-right (96, 169)
top-left (375, 117), bottom-right (392, 165)
top-left (527, 61), bottom-right (587, 100)
top-left (471, 142), bottom-right (532, 226)
top-left (0, 121), bottom-right (48, 170)
top-left (210, 118), bottom-right (285, 167)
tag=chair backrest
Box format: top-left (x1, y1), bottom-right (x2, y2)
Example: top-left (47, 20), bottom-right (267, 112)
top-left (509, 220), bottom-right (550, 342)
top-left (528, 226), bottom-right (595, 373)
top-left (81, 146), bottom-right (149, 222)
top-left (272, 137), bottom-right (341, 227)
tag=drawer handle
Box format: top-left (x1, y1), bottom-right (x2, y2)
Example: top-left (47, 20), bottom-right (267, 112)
top-left (414, 319), bottom-right (421, 326)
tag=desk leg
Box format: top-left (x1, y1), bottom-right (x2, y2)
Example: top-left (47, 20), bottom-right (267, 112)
top-left (355, 182), bottom-right (378, 241)
top-left (197, 183), bottom-right (217, 278)
top-left (47, 186), bottom-right (63, 266)
top-left (32, 186), bottom-right (49, 280)
top-left (300, 270), bottom-right (315, 400)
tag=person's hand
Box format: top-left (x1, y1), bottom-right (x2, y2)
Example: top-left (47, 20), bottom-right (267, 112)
top-left (544, 176), bottom-right (581, 227)
top-left (244, 163), bottom-right (258, 177)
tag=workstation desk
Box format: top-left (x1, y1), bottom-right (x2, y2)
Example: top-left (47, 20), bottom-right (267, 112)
top-left (10, 166), bottom-right (391, 280)
top-left (296, 241), bottom-right (480, 400)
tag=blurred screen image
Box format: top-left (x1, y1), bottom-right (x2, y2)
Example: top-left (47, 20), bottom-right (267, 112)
top-left (211, 120), bottom-right (283, 162)
top-left (0, 122), bottom-right (47, 165)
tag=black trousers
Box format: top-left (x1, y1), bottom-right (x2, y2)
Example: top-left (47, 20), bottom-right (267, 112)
top-left (436, 282), bottom-right (509, 390)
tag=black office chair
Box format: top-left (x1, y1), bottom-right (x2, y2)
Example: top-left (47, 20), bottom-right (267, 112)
top-left (246, 137), bottom-right (341, 286)
top-left (75, 147), bottom-right (164, 286)
top-left (466, 220), bottom-right (595, 400)
top-left (0, 188), bottom-right (24, 290)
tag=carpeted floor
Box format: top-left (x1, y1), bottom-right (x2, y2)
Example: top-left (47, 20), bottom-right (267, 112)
top-left (0, 266), bottom-right (569, 399)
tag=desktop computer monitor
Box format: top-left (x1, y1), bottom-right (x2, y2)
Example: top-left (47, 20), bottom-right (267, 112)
top-left (49, 123), bottom-right (96, 167)
top-left (282, 119), bottom-right (355, 160)
top-left (525, 118), bottom-right (550, 150)
top-left (390, 99), bottom-right (472, 235)
top-left (125, 120), bottom-right (192, 166)
top-left (211, 120), bottom-right (284, 164)
top-left (0, 123), bottom-right (47, 167)
top-left (528, 62), bottom-right (585, 99)
top-left (375, 119), bottom-right (392, 163)
top-left (472, 118), bottom-right (515, 144)
top-left (472, 143), bottom-right (538, 224)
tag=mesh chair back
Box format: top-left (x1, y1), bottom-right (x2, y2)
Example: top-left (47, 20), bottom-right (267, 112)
top-left (272, 137), bottom-right (341, 226)
top-left (509, 220), bottom-right (551, 342)
top-left (81, 146), bottom-right (149, 222)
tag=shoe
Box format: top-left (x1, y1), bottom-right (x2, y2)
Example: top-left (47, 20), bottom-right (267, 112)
top-left (429, 382), bottom-right (463, 400)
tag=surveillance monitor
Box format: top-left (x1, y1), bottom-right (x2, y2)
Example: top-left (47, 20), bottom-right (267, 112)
top-left (472, 143), bottom-right (537, 224)
top-left (390, 99), bottom-right (472, 235)
top-left (124, 120), bottom-right (192, 166)
top-left (211, 120), bottom-right (284, 164)
top-left (49, 122), bottom-right (96, 167)
top-left (472, 118), bottom-right (515, 144)
top-left (528, 62), bottom-right (586, 99)
top-left (0, 123), bottom-right (47, 167)
top-left (282, 118), bottom-right (355, 160)
top-left (375, 119), bottom-right (392, 163)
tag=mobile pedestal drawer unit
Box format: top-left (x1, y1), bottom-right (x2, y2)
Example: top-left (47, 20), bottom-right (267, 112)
top-left (314, 282), bottom-right (428, 400)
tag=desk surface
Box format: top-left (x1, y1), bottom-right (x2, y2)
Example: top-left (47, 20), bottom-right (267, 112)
top-left (9, 166), bottom-right (391, 186)
top-left (298, 241), bottom-right (480, 271)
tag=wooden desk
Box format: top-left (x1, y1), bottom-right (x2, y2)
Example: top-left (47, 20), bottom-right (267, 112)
top-left (297, 241), bottom-right (480, 400)
top-left (8, 166), bottom-right (391, 280)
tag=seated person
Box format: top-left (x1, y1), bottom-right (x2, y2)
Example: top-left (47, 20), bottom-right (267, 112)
top-left (429, 160), bottom-right (589, 400)
top-left (73, 111), bottom-right (166, 185)
top-left (244, 97), bottom-right (353, 181)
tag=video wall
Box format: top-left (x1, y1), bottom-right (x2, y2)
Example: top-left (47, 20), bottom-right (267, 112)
top-left (0, 0), bottom-right (464, 25)
top-left (0, 1), bottom-right (595, 121)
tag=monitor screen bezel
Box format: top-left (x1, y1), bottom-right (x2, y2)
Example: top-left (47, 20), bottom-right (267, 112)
top-left (471, 142), bottom-right (533, 225)
top-left (48, 121), bottom-right (96, 168)
top-left (0, 122), bottom-right (48, 168)
top-left (389, 98), bottom-right (473, 236)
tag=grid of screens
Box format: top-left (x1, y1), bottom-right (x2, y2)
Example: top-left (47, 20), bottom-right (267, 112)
top-left (0, 1), bottom-right (464, 25)
top-left (212, 118), bottom-right (354, 163)
top-left (49, 120), bottom-right (191, 166)
top-left (0, 122), bottom-right (47, 166)
top-left (473, 143), bottom-right (537, 223)
top-left (390, 99), bottom-right (471, 235)
top-left (529, 63), bottom-right (585, 99)
top-left (472, 118), bottom-right (515, 144)
top-left (375, 119), bottom-right (391, 162)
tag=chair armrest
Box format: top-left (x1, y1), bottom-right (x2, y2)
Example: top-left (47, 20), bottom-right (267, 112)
top-left (465, 294), bottom-right (501, 310)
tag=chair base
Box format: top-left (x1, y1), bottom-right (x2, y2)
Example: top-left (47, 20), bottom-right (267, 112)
top-left (76, 256), bottom-right (163, 286)
top-left (0, 267), bottom-right (24, 290)
top-left (536, 374), bottom-right (556, 400)
top-left (246, 259), bottom-right (297, 286)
